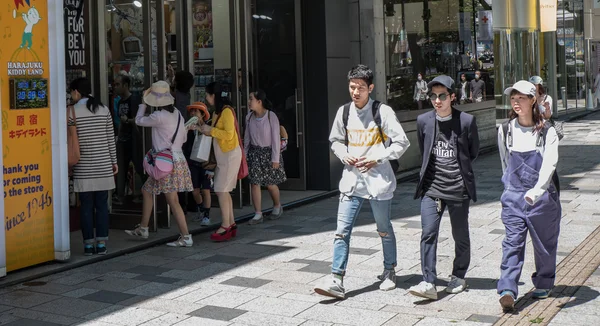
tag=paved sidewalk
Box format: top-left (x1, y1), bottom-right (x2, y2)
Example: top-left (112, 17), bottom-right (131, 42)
top-left (0, 112), bottom-right (599, 325)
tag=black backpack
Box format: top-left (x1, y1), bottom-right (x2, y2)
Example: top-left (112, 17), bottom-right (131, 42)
top-left (342, 101), bottom-right (400, 172)
top-left (501, 120), bottom-right (560, 195)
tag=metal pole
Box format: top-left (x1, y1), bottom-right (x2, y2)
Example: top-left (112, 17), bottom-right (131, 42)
top-left (472, 0), bottom-right (477, 61)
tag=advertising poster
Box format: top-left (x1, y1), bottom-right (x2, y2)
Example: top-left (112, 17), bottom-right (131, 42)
top-left (1, 0), bottom-right (54, 272)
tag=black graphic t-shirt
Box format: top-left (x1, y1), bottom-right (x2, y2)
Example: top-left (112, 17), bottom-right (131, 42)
top-left (423, 120), bottom-right (466, 201)
top-left (117, 94), bottom-right (140, 142)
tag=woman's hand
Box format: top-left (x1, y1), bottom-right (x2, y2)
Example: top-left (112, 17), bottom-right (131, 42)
top-left (112, 164), bottom-right (119, 175)
top-left (199, 124), bottom-right (213, 136)
top-left (272, 162), bottom-right (280, 169)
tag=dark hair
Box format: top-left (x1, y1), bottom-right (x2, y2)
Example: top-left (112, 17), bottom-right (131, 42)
top-left (69, 77), bottom-right (104, 114)
top-left (157, 104), bottom-right (175, 113)
top-left (347, 64), bottom-right (374, 86)
top-left (115, 74), bottom-right (131, 88)
top-left (536, 83), bottom-right (546, 96)
top-left (250, 89), bottom-right (273, 110)
top-left (174, 70), bottom-right (194, 93)
top-left (508, 90), bottom-right (544, 133)
top-left (205, 82), bottom-right (232, 114)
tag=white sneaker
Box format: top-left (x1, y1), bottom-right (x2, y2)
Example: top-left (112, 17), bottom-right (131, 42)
top-left (409, 281), bottom-right (438, 300)
top-left (200, 217), bottom-right (211, 226)
top-left (248, 213), bottom-right (263, 225)
top-left (124, 225), bottom-right (149, 239)
top-left (166, 235), bottom-right (193, 247)
top-left (446, 275), bottom-right (466, 294)
top-left (269, 206), bottom-right (283, 220)
top-left (377, 269), bottom-right (397, 291)
top-left (314, 276), bottom-right (345, 299)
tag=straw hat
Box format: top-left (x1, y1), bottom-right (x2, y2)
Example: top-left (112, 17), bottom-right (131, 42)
top-left (143, 80), bottom-right (174, 107)
top-left (187, 102), bottom-right (210, 122)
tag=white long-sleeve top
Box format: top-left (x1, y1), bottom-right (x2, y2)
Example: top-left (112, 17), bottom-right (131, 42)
top-left (498, 119), bottom-right (559, 205)
top-left (329, 99), bottom-right (410, 200)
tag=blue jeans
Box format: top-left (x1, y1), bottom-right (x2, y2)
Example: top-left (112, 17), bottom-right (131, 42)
top-left (79, 191), bottom-right (110, 244)
top-left (331, 195), bottom-right (397, 275)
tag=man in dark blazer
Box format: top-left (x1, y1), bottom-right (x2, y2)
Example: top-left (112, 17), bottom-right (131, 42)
top-left (409, 75), bottom-right (480, 300)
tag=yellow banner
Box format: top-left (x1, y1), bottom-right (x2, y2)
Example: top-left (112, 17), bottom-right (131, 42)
top-left (1, 0), bottom-right (54, 272)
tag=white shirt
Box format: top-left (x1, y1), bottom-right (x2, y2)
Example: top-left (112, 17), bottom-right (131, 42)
top-left (498, 119), bottom-right (559, 205)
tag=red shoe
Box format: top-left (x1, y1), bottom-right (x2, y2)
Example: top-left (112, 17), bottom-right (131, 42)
top-left (231, 223), bottom-right (238, 237)
top-left (210, 225), bottom-right (233, 242)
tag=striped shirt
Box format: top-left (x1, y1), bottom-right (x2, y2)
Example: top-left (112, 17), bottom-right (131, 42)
top-left (69, 98), bottom-right (117, 192)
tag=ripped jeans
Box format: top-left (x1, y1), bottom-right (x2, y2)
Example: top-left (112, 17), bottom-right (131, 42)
top-left (331, 195), bottom-right (397, 275)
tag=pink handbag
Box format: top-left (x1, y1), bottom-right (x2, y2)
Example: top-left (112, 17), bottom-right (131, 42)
top-left (143, 113), bottom-right (181, 180)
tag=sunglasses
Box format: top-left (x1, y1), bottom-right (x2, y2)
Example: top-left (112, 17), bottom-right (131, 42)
top-left (429, 93), bottom-right (450, 101)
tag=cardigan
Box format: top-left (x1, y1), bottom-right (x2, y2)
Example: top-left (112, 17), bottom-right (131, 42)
top-left (210, 107), bottom-right (239, 152)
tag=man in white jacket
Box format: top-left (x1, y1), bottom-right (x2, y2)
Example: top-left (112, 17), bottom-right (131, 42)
top-left (313, 65), bottom-right (410, 299)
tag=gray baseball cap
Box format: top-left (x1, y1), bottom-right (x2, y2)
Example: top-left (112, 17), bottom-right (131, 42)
top-left (427, 75), bottom-right (455, 91)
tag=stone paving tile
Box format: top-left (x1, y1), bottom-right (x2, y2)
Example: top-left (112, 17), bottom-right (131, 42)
top-left (83, 305), bottom-right (167, 325)
top-left (78, 276), bottom-right (149, 292)
top-left (221, 265), bottom-right (275, 278)
top-left (298, 321), bottom-right (334, 326)
top-left (231, 311), bottom-right (306, 326)
top-left (466, 314), bottom-right (500, 323)
top-left (3, 319), bottom-right (64, 326)
top-left (0, 314), bottom-right (22, 326)
top-left (172, 287), bottom-right (221, 303)
top-left (32, 297), bottom-right (112, 318)
top-left (103, 271), bottom-right (140, 279)
top-left (414, 317), bottom-right (490, 325)
top-left (259, 270), bottom-right (324, 284)
top-left (125, 296), bottom-right (205, 315)
top-left (52, 272), bottom-right (102, 286)
top-left (200, 254), bottom-right (250, 265)
top-left (197, 291), bottom-right (259, 308)
top-left (80, 290), bottom-right (137, 304)
top-left (219, 276), bottom-right (272, 289)
top-left (238, 296), bottom-right (316, 317)
top-left (133, 274), bottom-right (180, 284)
top-left (0, 290), bottom-right (60, 308)
top-left (167, 259), bottom-right (213, 271)
top-left (20, 282), bottom-right (78, 295)
top-left (124, 282), bottom-right (181, 297)
top-left (172, 316), bottom-right (232, 326)
top-left (115, 254), bottom-right (179, 267)
top-left (123, 265), bottom-right (172, 276)
top-left (188, 305), bottom-right (248, 321)
top-left (140, 313), bottom-right (191, 326)
top-left (2, 307), bottom-right (83, 325)
top-left (61, 288), bottom-right (99, 298)
top-left (382, 315), bottom-right (423, 326)
top-left (296, 304), bottom-right (397, 326)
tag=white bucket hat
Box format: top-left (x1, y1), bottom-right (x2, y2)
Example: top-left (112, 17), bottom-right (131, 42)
top-left (143, 80), bottom-right (174, 107)
top-left (504, 80), bottom-right (536, 97)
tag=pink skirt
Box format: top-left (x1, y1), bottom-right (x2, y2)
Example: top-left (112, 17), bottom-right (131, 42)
top-left (143, 151), bottom-right (193, 195)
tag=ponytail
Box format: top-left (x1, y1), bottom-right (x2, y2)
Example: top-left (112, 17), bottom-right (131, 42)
top-left (69, 77), bottom-right (104, 113)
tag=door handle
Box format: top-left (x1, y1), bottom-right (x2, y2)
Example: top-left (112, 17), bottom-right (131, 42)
top-left (295, 88), bottom-right (300, 148)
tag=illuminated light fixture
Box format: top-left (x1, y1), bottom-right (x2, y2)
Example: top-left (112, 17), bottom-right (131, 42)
top-left (260, 15), bottom-right (267, 19)
top-left (252, 14), bottom-right (260, 19)
top-left (133, 1), bottom-right (142, 7)
top-left (265, 16), bottom-right (272, 20)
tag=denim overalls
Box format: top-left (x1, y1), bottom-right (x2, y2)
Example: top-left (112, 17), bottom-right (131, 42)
top-left (497, 127), bottom-right (562, 297)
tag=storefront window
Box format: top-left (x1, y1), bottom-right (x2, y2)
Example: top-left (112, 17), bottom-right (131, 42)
top-left (384, 0), bottom-right (493, 111)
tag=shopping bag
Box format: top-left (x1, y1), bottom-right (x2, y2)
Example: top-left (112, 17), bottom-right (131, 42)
top-left (190, 133), bottom-right (212, 163)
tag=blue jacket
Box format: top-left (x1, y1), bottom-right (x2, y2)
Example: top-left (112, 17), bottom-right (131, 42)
top-left (414, 108), bottom-right (480, 201)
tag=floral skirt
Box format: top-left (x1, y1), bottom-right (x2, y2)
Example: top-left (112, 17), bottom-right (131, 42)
top-left (248, 145), bottom-right (287, 186)
top-left (143, 151), bottom-right (193, 195)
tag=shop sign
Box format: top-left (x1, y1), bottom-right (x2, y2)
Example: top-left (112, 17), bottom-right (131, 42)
top-left (540, 0), bottom-right (558, 32)
top-left (1, 0), bottom-right (54, 272)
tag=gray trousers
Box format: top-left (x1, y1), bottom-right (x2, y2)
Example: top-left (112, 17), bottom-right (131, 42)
top-left (420, 196), bottom-right (471, 284)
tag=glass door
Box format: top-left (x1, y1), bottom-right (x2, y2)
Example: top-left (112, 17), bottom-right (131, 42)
top-left (250, 0), bottom-right (305, 190)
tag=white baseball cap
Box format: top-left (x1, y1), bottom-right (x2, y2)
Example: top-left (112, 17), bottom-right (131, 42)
top-left (503, 80), bottom-right (536, 97)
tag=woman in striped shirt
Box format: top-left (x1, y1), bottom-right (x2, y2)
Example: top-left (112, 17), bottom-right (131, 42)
top-left (69, 78), bottom-right (118, 256)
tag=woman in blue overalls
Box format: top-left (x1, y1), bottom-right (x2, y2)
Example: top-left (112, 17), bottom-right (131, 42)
top-left (497, 80), bottom-right (561, 312)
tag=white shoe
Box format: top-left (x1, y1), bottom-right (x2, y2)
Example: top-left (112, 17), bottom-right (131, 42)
top-left (200, 217), bottom-right (211, 226)
top-left (124, 225), bottom-right (149, 239)
top-left (248, 213), bottom-right (263, 225)
top-left (314, 275), bottom-right (345, 299)
top-left (166, 235), bottom-right (193, 247)
top-left (409, 281), bottom-right (438, 300)
top-left (446, 275), bottom-right (466, 294)
top-left (269, 206), bottom-right (283, 220)
top-left (377, 269), bottom-right (396, 291)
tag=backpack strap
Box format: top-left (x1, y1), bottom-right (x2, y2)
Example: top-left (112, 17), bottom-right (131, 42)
top-left (371, 101), bottom-right (386, 146)
top-left (501, 120), bottom-right (510, 150)
top-left (170, 113), bottom-right (181, 145)
top-left (342, 103), bottom-right (351, 146)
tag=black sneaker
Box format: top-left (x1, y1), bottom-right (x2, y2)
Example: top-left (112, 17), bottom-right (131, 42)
top-left (96, 243), bottom-right (107, 255)
top-left (84, 244), bottom-right (95, 256)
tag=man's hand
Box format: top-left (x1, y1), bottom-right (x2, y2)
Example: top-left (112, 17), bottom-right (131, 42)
top-left (355, 157), bottom-right (377, 173)
top-left (342, 155), bottom-right (361, 166)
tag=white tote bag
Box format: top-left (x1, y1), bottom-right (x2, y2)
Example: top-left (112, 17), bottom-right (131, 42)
top-left (190, 132), bottom-right (212, 163)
